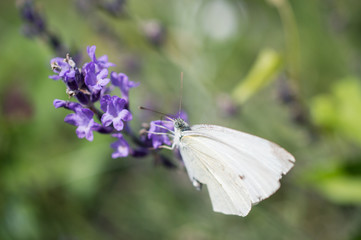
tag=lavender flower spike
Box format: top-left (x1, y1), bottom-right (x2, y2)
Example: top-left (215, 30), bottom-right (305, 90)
top-left (111, 133), bottom-right (131, 158)
top-left (110, 72), bottom-right (139, 101)
top-left (100, 95), bottom-right (132, 131)
top-left (64, 107), bottom-right (101, 141)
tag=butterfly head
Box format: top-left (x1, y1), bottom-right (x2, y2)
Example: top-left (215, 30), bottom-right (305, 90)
top-left (174, 118), bottom-right (191, 132)
top-left (173, 118), bottom-right (190, 145)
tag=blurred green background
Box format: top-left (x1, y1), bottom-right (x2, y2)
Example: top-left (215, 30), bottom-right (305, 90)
top-left (1, 0), bottom-right (361, 239)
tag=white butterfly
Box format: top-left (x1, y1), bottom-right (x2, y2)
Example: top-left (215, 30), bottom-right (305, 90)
top-left (166, 117), bottom-right (295, 217)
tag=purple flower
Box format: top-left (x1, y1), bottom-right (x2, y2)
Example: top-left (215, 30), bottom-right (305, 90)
top-left (83, 62), bottom-right (110, 92)
top-left (148, 120), bottom-right (174, 149)
top-left (110, 72), bottom-right (139, 101)
top-left (110, 133), bottom-right (131, 158)
top-left (53, 99), bottom-right (81, 111)
top-left (87, 45), bottom-right (115, 71)
top-left (100, 95), bottom-right (132, 131)
top-left (49, 57), bottom-right (76, 81)
top-left (64, 107), bottom-right (100, 141)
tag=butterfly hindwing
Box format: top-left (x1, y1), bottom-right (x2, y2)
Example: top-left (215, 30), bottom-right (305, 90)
top-left (180, 139), bottom-right (252, 216)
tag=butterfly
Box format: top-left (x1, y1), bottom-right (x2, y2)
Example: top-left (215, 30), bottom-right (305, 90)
top-left (163, 117), bottom-right (295, 216)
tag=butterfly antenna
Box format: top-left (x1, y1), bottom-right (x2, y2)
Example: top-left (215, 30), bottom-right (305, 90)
top-left (178, 72), bottom-right (183, 118)
top-left (139, 106), bottom-right (174, 122)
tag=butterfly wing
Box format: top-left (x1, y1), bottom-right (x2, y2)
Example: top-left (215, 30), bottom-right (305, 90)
top-left (180, 142), bottom-right (252, 216)
top-left (178, 124), bottom-right (295, 216)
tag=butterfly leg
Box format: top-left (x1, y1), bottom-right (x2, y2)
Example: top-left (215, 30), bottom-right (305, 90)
top-left (158, 140), bottom-right (177, 150)
top-left (152, 123), bottom-right (175, 134)
top-left (158, 145), bottom-right (174, 150)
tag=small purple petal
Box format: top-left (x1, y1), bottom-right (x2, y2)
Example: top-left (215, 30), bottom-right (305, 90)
top-left (98, 55), bottom-right (116, 68)
top-left (85, 45), bottom-right (115, 71)
top-left (50, 57), bottom-right (64, 66)
top-left (101, 112), bottom-right (114, 127)
top-left (110, 133), bottom-right (130, 158)
top-left (96, 78), bottom-right (110, 89)
top-left (64, 106), bottom-right (100, 141)
top-left (64, 113), bottom-right (79, 126)
top-left (84, 63), bottom-right (96, 85)
top-left (100, 94), bottom-right (111, 112)
top-left (97, 69), bottom-right (108, 79)
top-left (110, 72), bottom-right (139, 100)
top-left (53, 99), bottom-right (67, 108)
top-left (76, 126), bottom-right (87, 139)
top-left (100, 95), bottom-right (132, 130)
top-left (82, 108), bottom-right (94, 120)
top-left (64, 70), bottom-right (75, 78)
top-left (114, 97), bottom-right (126, 112)
top-left (83, 62), bottom-right (110, 92)
top-left (98, 55), bottom-right (108, 63)
top-left (87, 45), bottom-right (97, 62)
top-left (112, 118), bottom-right (124, 131)
top-left (129, 81), bottom-right (140, 88)
top-left (107, 98), bottom-right (118, 116)
top-left (54, 100), bottom-right (82, 111)
top-left (85, 130), bottom-right (94, 141)
top-left (49, 75), bottom-right (62, 80)
top-left (50, 57), bottom-right (77, 82)
top-left (67, 102), bottom-right (82, 111)
top-left (118, 109), bottom-right (132, 121)
top-left (110, 72), bottom-right (124, 86)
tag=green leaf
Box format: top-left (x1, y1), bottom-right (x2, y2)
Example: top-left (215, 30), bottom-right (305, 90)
top-left (314, 176), bottom-right (361, 204)
top-left (311, 77), bottom-right (361, 145)
top-left (232, 48), bottom-right (283, 104)
top-left (304, 161), bottom-right (361, 204)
